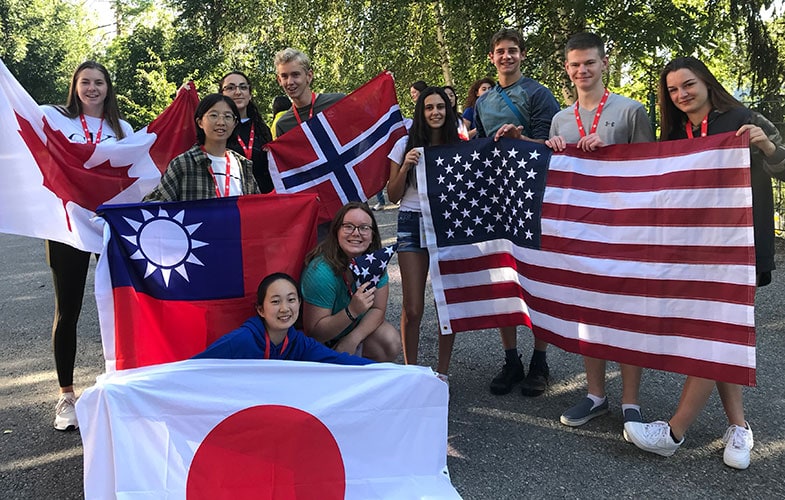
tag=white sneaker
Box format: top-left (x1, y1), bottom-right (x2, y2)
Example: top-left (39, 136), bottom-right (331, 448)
top-left (54, 392), bottom-right (78, 431)
top-left (722, 422), bottom-right (753, 470)
top-left (624, 420), bottom-right (683, 457)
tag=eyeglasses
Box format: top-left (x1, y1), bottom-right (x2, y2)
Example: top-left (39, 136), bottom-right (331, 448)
top-left (340, 223), bottom-right (372, 235)
top-left (221, 84), bottom-right (250, 93)
top-left (204, 112), bottom-right (237, 123)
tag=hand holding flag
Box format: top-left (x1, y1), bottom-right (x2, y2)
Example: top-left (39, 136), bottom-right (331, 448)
top-left (349, 244), bottom-right (398, 289)
top-left (417, 134), bottom-right (757, 386)
top-left (0, 58), bottom-right (199, 252)
top-left (266, 71), bottom-right (407, 223)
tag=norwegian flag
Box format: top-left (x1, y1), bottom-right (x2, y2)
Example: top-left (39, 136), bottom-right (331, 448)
top-left (349, 244), bottom-right (398, 289)
top-left (417, 135), bottom-right (757, 386)
top-left (266, 72), bottom-right (407, 223)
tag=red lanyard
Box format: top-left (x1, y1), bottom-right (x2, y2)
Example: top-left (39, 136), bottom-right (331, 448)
top-left (201, 147), bottom-right (232, 197)
top-left (80, 114), bottom-right (103, 144)
top-left (293, 92), bottom-right (316, 124)
top-left (686, 115), bottom-right (708, 138)
top-left (264, 329), bottom-right (290, 359)
top-left (574, 89), bottom-right (610, 137)
top-left (236, 124), bottom-right (255, 158)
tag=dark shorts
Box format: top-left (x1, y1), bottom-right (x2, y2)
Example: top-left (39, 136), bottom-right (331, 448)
top-left (397, 210), bottom-right (427, 254)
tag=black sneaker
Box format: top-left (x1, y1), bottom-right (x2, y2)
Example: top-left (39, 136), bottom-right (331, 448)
top-left (489, 356), bottom-right (525, 395)
top-left (520, 361), bottom-right (549, 397)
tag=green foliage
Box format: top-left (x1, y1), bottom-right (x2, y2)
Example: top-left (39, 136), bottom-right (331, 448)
top-left (1, 0), bottom-right (92, 104)
top-left (107, 23), bottom-right (178, 128)
top-left (4, 0), bottom-right (783, 128)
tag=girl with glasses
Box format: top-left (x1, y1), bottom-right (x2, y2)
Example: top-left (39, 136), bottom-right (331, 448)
top-left (386, 87), bottom-right (462, 381)
top-left (144, 93), bottom-right (260, 201)
top-left (300, 202), bottom-right (401, 362)
top-left (219, 72), bottom-right (274, 193)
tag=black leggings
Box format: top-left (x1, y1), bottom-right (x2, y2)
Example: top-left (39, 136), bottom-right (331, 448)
top-left (46, 240), bottom-right (91, 388)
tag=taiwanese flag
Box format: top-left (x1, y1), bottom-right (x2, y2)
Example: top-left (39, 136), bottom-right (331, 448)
top-left (266, 71), bottom-right (407, 223)
top-left (95, 194), bottom-right (319, 371)
top-left (418, 134), bottom-right (756, 386)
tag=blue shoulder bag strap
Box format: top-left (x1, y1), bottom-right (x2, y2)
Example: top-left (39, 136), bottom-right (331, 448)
top-left (496, 85), bottom-right (530, 134)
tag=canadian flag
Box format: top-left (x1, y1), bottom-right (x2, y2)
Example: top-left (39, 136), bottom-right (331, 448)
top-left (0, 58), bottom-right (198, 253)
top-left (76, 359), bottom-right (459, 499)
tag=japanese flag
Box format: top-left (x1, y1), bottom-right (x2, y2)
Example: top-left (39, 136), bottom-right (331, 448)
top-left (76, 359), bottom-right (459, 499)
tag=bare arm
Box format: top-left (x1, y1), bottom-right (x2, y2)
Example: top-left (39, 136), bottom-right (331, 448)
top-left (386, 148), bottom-right (420, 203)
top-left (302, 281), bottom-right (376, 343)
top-left (334, 283), bottom-right (390, 354)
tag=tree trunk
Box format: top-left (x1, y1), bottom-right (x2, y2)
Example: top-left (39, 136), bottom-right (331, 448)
top-left (434, 0), bottom-right (452, 86)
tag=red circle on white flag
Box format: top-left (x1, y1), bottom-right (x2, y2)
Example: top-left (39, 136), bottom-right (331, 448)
top-left (186, 405), bottom-right (345, 499)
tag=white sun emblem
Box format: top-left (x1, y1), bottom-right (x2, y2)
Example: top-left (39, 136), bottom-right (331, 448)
top-left (121, 208), bottom-right (208, 286)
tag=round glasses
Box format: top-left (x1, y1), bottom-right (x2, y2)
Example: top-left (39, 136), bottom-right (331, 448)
top-left (204, 112), bottom-right (237, 123)
top-left (340, 223), bottom-right (372, 235)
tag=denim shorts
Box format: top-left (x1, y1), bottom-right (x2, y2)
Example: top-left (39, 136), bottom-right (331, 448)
top-left (397, 210), bottom-right (427, 253)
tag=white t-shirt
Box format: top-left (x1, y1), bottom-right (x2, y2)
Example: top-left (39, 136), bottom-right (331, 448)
top-left (206, 152), bottom-right (244, 197)
top-left (387, 135), bottom-right (421, 212)
top-left (41, 106), bottom-right (134, 144)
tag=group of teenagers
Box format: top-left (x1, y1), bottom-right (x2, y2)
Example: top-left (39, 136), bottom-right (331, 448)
top-left (41, 26), bottom-right (784, 474)
top-left (397, 29), bottom-right (784, 472)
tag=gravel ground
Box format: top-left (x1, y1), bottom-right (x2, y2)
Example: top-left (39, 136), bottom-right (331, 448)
top-left (1, 205), bottom-right (783, 499)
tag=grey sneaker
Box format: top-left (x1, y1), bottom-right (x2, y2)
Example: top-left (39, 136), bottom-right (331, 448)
top-left (560, 397), bottom-right (609, 427)
top-left (722, 422), bottom-right (753, 470)
top-left (622, 407), bottom-right (643, 442)
top-left (624, 421), bottom-right (683, 457)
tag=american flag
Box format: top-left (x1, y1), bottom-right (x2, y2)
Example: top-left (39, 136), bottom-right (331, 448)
top-left (349, 244), bottom-right (398, 289)
top-left (417, 134), bottom-right (756, 386)
top-left (266, 71), bottom-right (407, 223)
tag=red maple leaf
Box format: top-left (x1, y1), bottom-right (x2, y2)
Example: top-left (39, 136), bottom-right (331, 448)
top-left (16, 112), bottom-right (136, 231)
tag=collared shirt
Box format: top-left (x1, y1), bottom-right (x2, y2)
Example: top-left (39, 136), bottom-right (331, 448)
top-left (144, 144), bottom-right (260, 202)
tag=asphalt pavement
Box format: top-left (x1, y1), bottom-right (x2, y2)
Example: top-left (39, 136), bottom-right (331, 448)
top-left (1, 205), bottom-right (784, 499)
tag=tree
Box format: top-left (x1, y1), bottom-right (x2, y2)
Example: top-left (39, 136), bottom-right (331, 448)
top-left (107, 23), bottom-right (178, 128)
top-left (11, 0), bottom-right (778, 126)
top-left (1, 0), bottom-right (92, 104)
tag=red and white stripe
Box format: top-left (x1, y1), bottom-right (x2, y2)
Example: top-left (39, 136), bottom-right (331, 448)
top-left (425, 133), bottom-right (756, 386)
